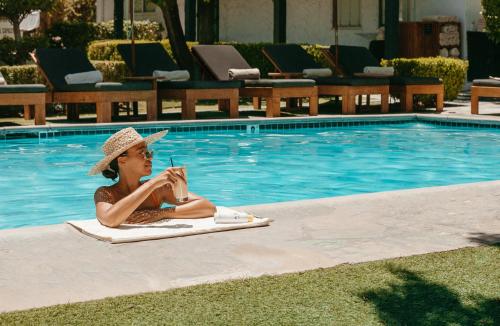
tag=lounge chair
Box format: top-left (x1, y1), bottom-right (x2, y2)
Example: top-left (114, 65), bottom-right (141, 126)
top-left (192, 45), bottom-right (318, 117)
top-left (117, 43), bottom-right (241, 119)
top-left (471, 78), bottom-right (500, 114)
top-left (262, 44), bottom-right (389, 114)
top-left (0, 72), bottom-right (47, 125)
top-left (327, 45), bottom-right (444, 113)
top-left (32, 48), bottom-right (157, 123)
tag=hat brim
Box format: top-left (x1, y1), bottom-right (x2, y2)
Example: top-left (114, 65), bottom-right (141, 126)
top-left (88, 130), bottom-right (168, 176)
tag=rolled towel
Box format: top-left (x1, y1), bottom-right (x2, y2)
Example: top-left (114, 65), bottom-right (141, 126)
top-left (439, 48), bottom-right (449, 57)
top-left (0, 72), bottom-right (6, 85)
top-left (64, 70), bottom-right (103, 85)
top-left (214, 206), bottom-right (255, 224)
top-left (363, 66), bottom-right (394, 76)
top-left (152, 70), bottom-right (190, 81)
top-left (228, 68), bottom-right (260, 80)
top-left (302, 68), bottom-right (333, 78)
top-left (449, 48), bottom-right (460, 57)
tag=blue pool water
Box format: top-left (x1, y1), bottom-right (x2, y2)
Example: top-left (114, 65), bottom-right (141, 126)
top-left (1, 122), bottom-right (499, 230)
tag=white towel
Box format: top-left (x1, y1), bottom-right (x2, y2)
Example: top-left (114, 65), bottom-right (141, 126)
top-left (228, 68), bottom-right (260, 80)
top-left (0, 72), bottom-right (6, 85)
top-left (363, 66), bottom-right (394, 76)
top-left (302, 68), bottom-right (332, 78)
top-left (65, 70), bottom-right (103, 85)
top-left (153, 70), bottom-right (190, 81)
top-left (67, 214), bottom-right (271, 244)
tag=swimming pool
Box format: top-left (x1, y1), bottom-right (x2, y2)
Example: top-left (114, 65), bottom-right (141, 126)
top-left (1, 118), bottom-right (500, 230)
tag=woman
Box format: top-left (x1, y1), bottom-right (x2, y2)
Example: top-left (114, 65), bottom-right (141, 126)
top-left (89, 127), bottom-right (216, 228)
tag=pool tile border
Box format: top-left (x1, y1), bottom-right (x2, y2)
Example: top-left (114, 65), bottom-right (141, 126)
top-left (1, 115), bottom-right (500, 140)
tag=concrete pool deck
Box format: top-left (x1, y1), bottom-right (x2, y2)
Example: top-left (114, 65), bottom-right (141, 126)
top-left (1, 180), bottom-right (499, 313)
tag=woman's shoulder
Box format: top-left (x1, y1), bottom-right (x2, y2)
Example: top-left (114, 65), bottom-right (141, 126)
top-left (94, 185), bottom-right (117, 204)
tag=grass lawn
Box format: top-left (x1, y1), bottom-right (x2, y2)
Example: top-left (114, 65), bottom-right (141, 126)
top-left (1, 246), bottom-right (498, 325)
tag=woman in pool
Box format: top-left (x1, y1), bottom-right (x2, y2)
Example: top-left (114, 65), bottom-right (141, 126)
top-left (89, 127), bottom-right (216, 228)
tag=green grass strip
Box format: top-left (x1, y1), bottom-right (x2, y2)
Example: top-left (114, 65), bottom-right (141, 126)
top-left (2, 246), bottom-right (499, 325)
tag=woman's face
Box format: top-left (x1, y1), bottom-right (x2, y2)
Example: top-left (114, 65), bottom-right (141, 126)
top-left (120, 142), bottom-right (153, 177)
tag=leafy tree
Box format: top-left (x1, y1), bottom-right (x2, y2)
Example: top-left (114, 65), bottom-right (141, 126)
top-left (482, 0), bottom-right (500, 44)
top-left (0, 0), bottom-right (57, 42)
top-left (150, 0), bottom-right (194, 73)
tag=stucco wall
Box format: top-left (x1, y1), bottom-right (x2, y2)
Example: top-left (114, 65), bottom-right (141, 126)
top-left (219, 0), bottom-right (273, 43)
top-left (287, 0), bottom-right (379, 47)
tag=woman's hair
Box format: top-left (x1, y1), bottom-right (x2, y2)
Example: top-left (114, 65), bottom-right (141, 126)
top-left (102, 157), bottom-right (120, 180)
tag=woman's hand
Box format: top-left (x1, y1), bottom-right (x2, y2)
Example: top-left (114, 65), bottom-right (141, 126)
top-left (150, 167), bottom-right (180, 190)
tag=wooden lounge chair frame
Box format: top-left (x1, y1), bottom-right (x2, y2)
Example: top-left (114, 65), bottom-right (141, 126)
top-left (471, 85), bottom-right (500, 114)
top-left (262, 46), bottom-right (389, 114)
top-left (0, 92), bottom-right (46, 125)
top-left (192, 45), bottom-right (318, 118)
top-left (117, 43), bottom-right (240, 120)
top-left (31, 50), bottom-right (158, 123)
top-left (323, 46), bottom-right (444, 113)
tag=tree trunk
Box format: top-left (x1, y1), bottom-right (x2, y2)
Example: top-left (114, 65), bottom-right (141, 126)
top-left (114, 0), bottom-right (124, 39)
top-left (157, 0), bottom-right (195, 74)
top-left (197, 0), bottom-right (215, 44)
top-left (12, 21), bottom-right (22, 43)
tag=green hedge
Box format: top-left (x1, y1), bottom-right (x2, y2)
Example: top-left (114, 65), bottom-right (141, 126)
top-left (0, 61), bottom-right (128, 84)
top-left (381, 57), bottom-right (468, 100)
top-left (94, 20), bottom-right (163, 41)
top-left (88, 40), bottom-right (329, 77)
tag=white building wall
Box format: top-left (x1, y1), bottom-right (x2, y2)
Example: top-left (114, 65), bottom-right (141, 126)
top-left (287, 0), bottom-right (379, 47)
top-left (219, 0), bottom-right (273, 43)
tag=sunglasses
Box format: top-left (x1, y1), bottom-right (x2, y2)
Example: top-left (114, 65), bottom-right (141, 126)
top-left (120, 149), bottom-right (154, 160)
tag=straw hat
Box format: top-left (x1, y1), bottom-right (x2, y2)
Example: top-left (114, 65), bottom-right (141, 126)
top-left (88, 127), bottom-right (168, 176)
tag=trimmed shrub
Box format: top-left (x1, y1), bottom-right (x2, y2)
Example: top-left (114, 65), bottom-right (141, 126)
top-left (381, 57), bottom-right (468, 101)
top-left (0, 65), bottom-right (43, 84)
top-left (94, 20), bottom-right (163, 41)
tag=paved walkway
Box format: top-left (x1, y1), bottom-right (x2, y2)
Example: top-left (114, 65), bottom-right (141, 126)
top-left (1, 181), bottom-right (499, 312)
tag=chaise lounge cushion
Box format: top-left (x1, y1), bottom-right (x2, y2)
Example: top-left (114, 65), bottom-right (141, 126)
top-left (473, 79), bottom-right (500, 87)
top-left (262, 44), bottom-right (323, 73)
top-left (314, 77), bottom-right (389, 86)
top-left (117, 43), bottom-right (178, 76)
top-left (157, 80), bottom-right (241, 90)
top-left (193, 45), bottom-right (253, 81)
top-left (36, 48), bottom-right (152, 92)
top-left (0, 84), bottom-right (47, 93)
top-left (242, 79), bottom-right (315, 88)
top-left (56, 81), bottom-right (152, 92)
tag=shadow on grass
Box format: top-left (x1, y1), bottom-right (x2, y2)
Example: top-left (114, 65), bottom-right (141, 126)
top-left (467, 232), bottom-right (500, 247)
top-left (362, 266), bottom-right (499, 325)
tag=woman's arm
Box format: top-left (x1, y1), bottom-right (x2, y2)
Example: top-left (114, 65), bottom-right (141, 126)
top-left (95, 168), bottom-right (179, 227)
top-left (125, 192), bottom-right (216, 224)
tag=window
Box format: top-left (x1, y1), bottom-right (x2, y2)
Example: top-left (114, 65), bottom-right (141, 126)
top-left (338, 0), bottom-right (361, 27)
top-left (379, 0), bottom-right (414, 26)
top-left (134, 0), bottom-right (156, 13)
